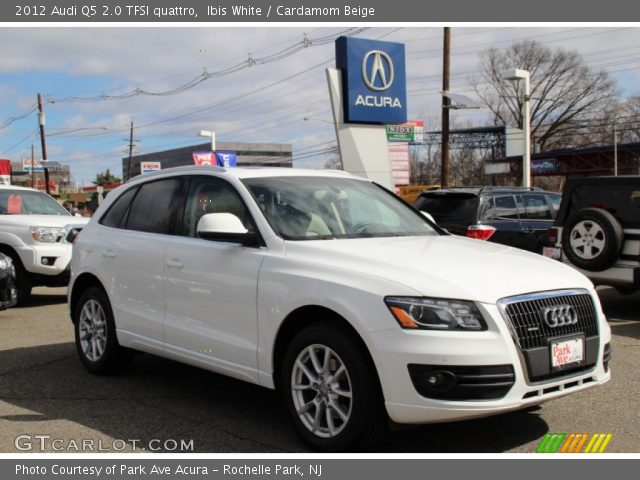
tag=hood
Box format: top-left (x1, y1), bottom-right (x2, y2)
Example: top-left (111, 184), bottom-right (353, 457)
top-left (283, 234), bottom-right (593, 304)
top-left (0, 214), bottom-right (90, 228)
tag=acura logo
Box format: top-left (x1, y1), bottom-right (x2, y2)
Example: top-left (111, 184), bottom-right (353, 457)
top-left (362, 50), bottom-right (394, 91)
top-left (540, 305), bottom-right (578, 328)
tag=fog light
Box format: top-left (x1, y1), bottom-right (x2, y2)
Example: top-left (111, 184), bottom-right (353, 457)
top-left (424, 370), bottom-right (457, 393)
top-left (41, 257), bottom-right (56, 266)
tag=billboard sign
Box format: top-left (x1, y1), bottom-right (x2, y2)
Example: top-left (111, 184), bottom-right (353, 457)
top-left (532, 158), bottom-right (557, 172)
top-left (140, 161), bottom-right (161, 174)
top-left (336, 37), bottom-right (407, 124)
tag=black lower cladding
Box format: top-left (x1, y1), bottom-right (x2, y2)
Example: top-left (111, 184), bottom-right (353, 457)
top-left (408, 364), bottom-right (515, 401)
top-left (503, 293), bottom-right (600, 382)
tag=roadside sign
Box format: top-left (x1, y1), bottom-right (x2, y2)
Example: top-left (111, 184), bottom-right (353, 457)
top-left (386, 121), bottom-right (424, 142)
top-left (141, 161), bottom-right (161, 174)
top-left (532, 158), bottom-right (557, 172)
top-left (388, 142), bottom-right (410, 186)
top-left (22, 158), bottom-right (44, 172)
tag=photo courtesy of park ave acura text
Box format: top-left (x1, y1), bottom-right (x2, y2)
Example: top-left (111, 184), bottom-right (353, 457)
top-left (0, 18), bottom-right (639, 455)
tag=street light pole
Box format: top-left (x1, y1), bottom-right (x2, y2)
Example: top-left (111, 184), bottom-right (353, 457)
top-left (503, 69), bottom-right (531, 188)
top-left (613, 118), bottom-right (618, 176)
top-left (198, 130), bottom-right (216, 152)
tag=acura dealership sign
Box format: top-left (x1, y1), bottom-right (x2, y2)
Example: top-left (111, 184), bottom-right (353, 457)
top-left (336, 37), bottom-right (407, 124)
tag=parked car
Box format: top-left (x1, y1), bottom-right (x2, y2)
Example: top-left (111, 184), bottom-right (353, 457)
top-left (69, 166), bottom-right (610, 451)
top-left (413, 186), bottom-right (561, 253)
top-left (0, 252), bottom-right (17, 310)
top-left (0, 185), bottom-right (89, 305)
top-left (545, 176), bottom-right (640, 293)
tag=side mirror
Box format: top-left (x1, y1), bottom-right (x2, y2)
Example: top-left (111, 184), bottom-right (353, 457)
top-left (420, 211), bottom-right (436, 224)
top-left (196, 213), bottom-right (258, 246)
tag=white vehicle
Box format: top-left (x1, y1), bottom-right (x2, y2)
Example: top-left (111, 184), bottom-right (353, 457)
top-left (69, 166), bottom-right (611, 451)
top-left (0, 185), bottom-right (88, 304)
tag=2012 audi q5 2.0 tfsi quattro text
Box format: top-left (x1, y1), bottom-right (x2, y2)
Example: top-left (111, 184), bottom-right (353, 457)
top-left (69, 166), bottom-right (611, 451)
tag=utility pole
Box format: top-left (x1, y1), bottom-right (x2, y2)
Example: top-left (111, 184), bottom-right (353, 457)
top-left (31, 144), bottom-right (36, 188)
top-left (125, 121), bottom-right (138, 182)
top-left (441, 27), bottom-right (451, 188)
top-left (37, 93), bottom-right (50, 195)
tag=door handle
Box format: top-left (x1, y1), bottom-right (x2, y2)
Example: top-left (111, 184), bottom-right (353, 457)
top-left (166, 259), bottom-right (184, 269)
top-left (102, 249), bottom-right (116, 259)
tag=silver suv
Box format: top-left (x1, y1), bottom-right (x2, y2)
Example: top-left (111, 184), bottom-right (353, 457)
top-left (0, 185), bottom-right (88, 304)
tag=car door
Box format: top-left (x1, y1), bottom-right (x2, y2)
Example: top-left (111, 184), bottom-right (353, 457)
top-left (518, 193), bottom-right (555, 253)
top-left (480, 195), bottom-right (527, 248)
top-left (97, 178), bottom-right (184, 346)
top-left (162, 176), bottom-right (265, 382)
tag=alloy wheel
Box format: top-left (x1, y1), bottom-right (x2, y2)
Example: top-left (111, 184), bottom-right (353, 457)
top-left (570, 220), bottom-right (606, 260)
top-left (78, 299), bottom-right (108, 362)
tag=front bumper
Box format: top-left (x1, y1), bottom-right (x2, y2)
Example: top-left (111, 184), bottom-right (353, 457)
top-left (14, 244), bottom-right (72, 277)
top-left (367, 302), bottom-right (611, 425)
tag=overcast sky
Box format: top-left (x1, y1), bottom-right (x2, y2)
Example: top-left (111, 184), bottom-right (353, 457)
top-left (0, 26), bottom-right (638, 185)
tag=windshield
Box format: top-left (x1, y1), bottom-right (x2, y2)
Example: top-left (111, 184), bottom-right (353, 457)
top-left (242, 176), bottom-right (437, 240)
top-left (0, 190), bottom-right (70, 216)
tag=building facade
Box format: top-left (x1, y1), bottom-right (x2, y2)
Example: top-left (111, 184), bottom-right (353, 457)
top-left (123, 141), bottom-right (293, 181)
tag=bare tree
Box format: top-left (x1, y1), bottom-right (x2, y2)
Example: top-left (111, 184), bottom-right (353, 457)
top-left (472, 41), bottom-right (619, 151)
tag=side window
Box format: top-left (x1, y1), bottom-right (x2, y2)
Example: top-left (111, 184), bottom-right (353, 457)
top-left (100, 187), bottom-right (138, 229)
top-left (182, 178), bottom-right (251, 238)
top-left (522, 194), bottom-right (552, 220)
top-left (126, 179), bottom-right (184, 234)
top-left (483, 195), bottom-right (519, 220)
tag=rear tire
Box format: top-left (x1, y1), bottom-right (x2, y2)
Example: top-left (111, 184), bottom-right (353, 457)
top-left (73, 286), bottom-right (133, 375)
top-left (280, 324), bottom-right (387, 452)
top-left (4, 252), bottom-right (31, 306)
top-left (562, 208), bottom-right (624, 272)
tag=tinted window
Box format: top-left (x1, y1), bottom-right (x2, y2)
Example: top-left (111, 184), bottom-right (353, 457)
top-left (414, 194), bottom-right (478, 224)
top-left (569, 184), bottom-right (640, 228)
top-left (483, 195), bottom-right (519, 220)
top-left (126, 179), bottom-right (184, 234)
top-left (182, 177), bottom-right (252, 237)
top-left (100, 187), bottom-right (138, 228)
top-left (522, 194), bottom-right (552, 220)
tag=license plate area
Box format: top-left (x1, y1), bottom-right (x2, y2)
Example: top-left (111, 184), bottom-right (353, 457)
top-left (543, 246), bottom-right (562, 260)
top-left (550, 335), bottom-right (585, 371)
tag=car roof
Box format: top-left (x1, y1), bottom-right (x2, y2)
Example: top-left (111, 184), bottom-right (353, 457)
top-left (126, 166), bottom-right (361, 183)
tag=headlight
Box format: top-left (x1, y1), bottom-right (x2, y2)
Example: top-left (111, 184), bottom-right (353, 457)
top-left (385, 296), bottom-right (487, 331)
top-left (30, 226), bottom-right (65, 243)
top-left (0, 256), bottom-right (11, 270)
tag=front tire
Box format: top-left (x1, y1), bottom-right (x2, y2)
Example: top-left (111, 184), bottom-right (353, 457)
top-left (280, 324), bottom-right (387, 451)
top-left (5, 252), bottom-right (31, 306)
top-left (74, 286), bottom-right (133, 375)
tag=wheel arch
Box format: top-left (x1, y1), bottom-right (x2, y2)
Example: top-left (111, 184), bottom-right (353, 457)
top-left (70, 272), bottom-right (108, 323)
top-left (271, 305), bottom-right (381, 394)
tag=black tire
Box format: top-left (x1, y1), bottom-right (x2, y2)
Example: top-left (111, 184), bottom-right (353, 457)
top-left (562, 208), bottom-right (624, 272)
top-left (280, 324), bottom-right (387, 452)
top-left (3, 251), bottom-right (32, 306)
top-left (73, 286), bottom-right (133, 375)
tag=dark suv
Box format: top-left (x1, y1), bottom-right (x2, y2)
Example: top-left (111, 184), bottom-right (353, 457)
top-left (413, 187), bottom-right (561, 253)
top-left (546, 176), bottom-right (640, 292)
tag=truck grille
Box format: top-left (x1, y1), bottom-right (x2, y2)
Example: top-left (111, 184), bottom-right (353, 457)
top-left (498, 290), bottom-right (600, 382)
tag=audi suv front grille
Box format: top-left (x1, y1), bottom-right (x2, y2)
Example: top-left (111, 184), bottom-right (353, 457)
top-left (498, 289), bottom-right (600, 382)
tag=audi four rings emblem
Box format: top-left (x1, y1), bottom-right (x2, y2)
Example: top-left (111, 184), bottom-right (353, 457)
top-left (540, 305), bottom-right (578, 328)
top-left (362, 50), bottom-right (394, 91)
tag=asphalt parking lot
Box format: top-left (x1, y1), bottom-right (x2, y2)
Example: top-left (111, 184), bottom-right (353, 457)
top-left (0, 287), bottom-right (638, 453)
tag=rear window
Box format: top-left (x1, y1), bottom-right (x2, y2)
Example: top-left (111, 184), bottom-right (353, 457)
top-left (568, 184), bottom-right (640, 228)
top-left (414, 194), bottom-right (478, 224)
